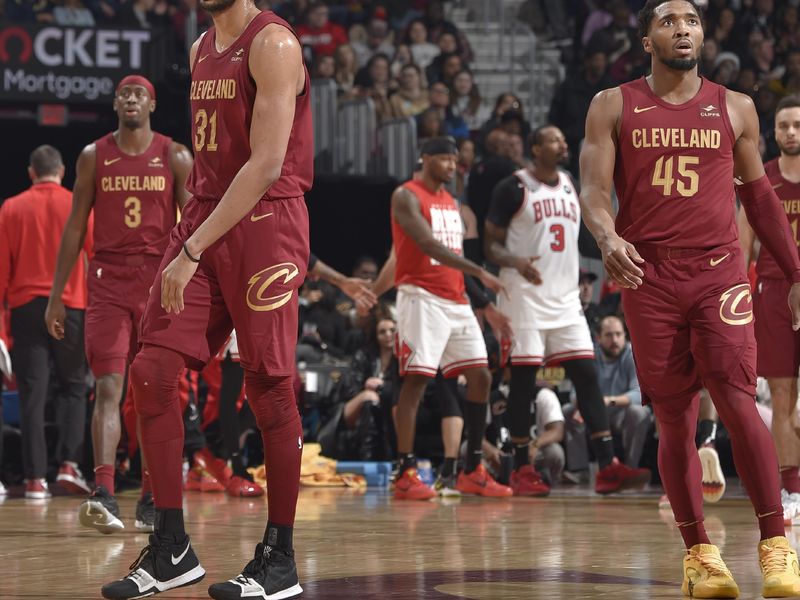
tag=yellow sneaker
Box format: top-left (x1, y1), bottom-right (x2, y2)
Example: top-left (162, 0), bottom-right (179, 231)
top-left (682, 544), bottom-right (739, 598)
top-left (759, 536), bottom-right (800, 598)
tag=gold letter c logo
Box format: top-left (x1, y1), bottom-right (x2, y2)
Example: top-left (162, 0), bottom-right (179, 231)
top-left (246, 262), bottom-right (300, 312)
top-left (719, 283), bottom-right (753, 326)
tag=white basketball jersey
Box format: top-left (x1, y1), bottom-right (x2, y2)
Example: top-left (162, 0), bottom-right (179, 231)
top-left (499, 168), bottom-right (584, 329)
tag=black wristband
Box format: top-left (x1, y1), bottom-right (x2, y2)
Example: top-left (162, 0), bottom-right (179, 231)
top-left (183, 242), bottom-right (201, 263)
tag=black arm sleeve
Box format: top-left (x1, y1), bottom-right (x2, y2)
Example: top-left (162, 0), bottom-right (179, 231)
top-left (308, 252), bottom-right (318, 272)
top-left (486, 176), bottom-right (525, 228)
top-left (464, 273), bottom-right (490, 309)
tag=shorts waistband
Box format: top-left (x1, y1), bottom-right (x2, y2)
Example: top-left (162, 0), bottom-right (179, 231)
top-left (635, 244), bottom-right (714, 262)
top-left (92, 253), bottom-right (161, 267)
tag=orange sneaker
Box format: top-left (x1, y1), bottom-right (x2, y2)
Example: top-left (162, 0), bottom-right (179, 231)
top-left (456, 464), bottom-right (513, 497)
top-left (226, 475), bottom-right (265, 498)
top-left (595, 457), bottom-right (651, 494)
top-left (510, 465), bottom-right (550, 497)
top-left (194, 448), bottom-right (232, 486)
top-left (394, 468), bottom-right (437, 501)
top-left (185, 466), bottom-right (225, 492)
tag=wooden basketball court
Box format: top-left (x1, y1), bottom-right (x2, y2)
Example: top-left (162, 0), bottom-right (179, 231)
top-left (0, 483), bottom-right (785, 599)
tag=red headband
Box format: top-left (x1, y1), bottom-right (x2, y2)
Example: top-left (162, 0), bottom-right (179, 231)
top-left (116, 75), bottom-right (155, 100)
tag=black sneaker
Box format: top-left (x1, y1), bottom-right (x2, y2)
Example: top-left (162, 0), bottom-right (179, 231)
top-left (207, 543), bottom-right (302, 600)
top-left (101, 533), bottom-right (205, 599)
top-left (135, 493), bottom-right (155, 532)
top-left (80, 486), bottom-right (124, 534)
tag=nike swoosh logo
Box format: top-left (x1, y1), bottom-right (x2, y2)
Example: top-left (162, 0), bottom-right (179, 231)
top-left (171, 541), bottom-right (191, 565)
top-left (709, 253), bottom-right (730, 267)
top-left (774, 183), bottom-right (784, 189)
top-left (250, 212), bottom-right (274, 222)
top-left (634, 105), bottom-right (657, 113)
top-left (198, 54), bottom-right (209, 63)
top-left (104, 158), bottom-right (121, 166)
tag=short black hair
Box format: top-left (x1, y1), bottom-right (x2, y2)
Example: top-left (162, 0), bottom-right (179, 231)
top-left (777, 94), bottom-right (800, 115)
top-left (529, 124), bottom-right (555, 148)
top-left (29, 145), bottom-right (63, 178)
top-left (637, 0), bottom-right (703, 39)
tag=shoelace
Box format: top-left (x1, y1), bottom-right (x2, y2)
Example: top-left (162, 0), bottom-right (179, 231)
top-left (238, 546), bottom-right (273, 582)
top-left (761, 545), bottom-right (792, 574)
top-left (127, 544), bottom-right (157, 579)
top-left (694, 551), bottom-right (732, 578)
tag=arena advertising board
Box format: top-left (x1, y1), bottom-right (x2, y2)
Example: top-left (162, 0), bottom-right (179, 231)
top-left (0, 24), bottom-right (156, 104)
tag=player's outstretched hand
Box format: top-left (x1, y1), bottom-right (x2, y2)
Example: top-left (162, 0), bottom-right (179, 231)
top-left (514, 255), bottom-right (542, 285)
top-left (340, 277), bottom-right (378, 311)
top-left (161, 250), bottom-right (200, 315)
top-left (483, 303), bottom-right (513, 342)
top-left (789, 282), bottom-right (800, 331)
top-left (478, 269), bottom-right (508, 299)
top-left (600, 233), bottom-right (644, 289)
top-left (45, 297), bottom-right (66, 340)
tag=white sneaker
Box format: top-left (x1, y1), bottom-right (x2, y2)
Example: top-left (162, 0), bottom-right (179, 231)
top-left (782, 489), bottom-right (800, 526)
top-left (699, 446), bottom-right (726, 503)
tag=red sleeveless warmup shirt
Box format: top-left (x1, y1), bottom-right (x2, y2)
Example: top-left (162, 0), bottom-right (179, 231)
top-left (186, 10), bottom-right (313, 202)
top-left (757, 158), bottom-right (800, 279)
top-left (392, 179), bottom-right (467, 304)
top-left (614, 77), bottom-right (738, 248)
top-left (93, 132), bottom-right (176, 257)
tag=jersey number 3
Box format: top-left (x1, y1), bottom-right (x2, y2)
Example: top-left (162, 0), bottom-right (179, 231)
top-left (652, 155), bottom-right (699, 197)
top-left (549, 224), bottom-right (565, 252)
top-left (124, 196), bottom-right (141, 228)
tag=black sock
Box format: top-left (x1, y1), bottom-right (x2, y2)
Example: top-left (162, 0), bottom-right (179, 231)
top-left (231, 452), bottom-right (248, 478)
top-left (398, 453), bottom-right (416, 474)
top-left (463, 400), bottom-right (487, 473)
top-left (592, 436), bottom-right (615, 470)
top-left (441, 457), bottom-right (457, 478)
top-left (155, 508), bottom-right (185, 537)
top-left (514, 443), bottom-right (530, 470)
top-left (697, 420), bottom-right (717, 448)
top-left (264, 522), bottom-right (293, 553)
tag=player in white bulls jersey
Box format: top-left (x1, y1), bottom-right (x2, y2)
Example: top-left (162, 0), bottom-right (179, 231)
top-left (484, 125), bottom-right (651, 496)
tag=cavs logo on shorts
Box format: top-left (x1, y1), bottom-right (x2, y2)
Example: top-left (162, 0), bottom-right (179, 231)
top-left (246, 262), bottom-right (300, 312)
top-left (718, 283), bottom-right (753, 326)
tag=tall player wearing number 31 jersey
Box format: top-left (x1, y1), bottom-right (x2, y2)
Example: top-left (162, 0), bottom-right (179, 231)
top-left (46, 75), bottom-right (193, 535)
top-left (581, 1), bottom-right (800, 597)
top-left (100, 1), bottom-right (312, 599)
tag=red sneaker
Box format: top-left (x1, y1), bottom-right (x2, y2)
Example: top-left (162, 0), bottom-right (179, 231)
top-left (456, 464), bottom-right (513, 497)
top-left (394, 468), bottom-right (437, 501)
top-left (56, 461), bottom-right (92, 495)
top-left (25, 478), bottom-right (51, 499)
top-left (185, 466), bottom-right (225, 492)
top-left (510, 465), bottom-right (551, 497)
top-left (194, 447), bottom-right (232, 486)
top-left (227, 475), bottom-right (265, 498)
top-left (595, 457), bottom-right (651, 494)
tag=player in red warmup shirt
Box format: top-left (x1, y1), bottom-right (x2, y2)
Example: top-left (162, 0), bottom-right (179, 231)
top-left (580, 1), bottom-right (800, 597)
top-left (739, 95), bottom-right (800, 527)
top-left (100, 1), bottom-right (312, 599)
top-left (46, 75), bottom-right (193, 535)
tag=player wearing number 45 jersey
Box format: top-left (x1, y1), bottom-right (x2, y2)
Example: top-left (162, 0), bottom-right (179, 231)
top-left (46, 75), bottom-right (193, 536)
top-left (484, 125), bottom-right (650, 497)
top-left (100, 1), bottom-right (312, 599)
top-left (581, 1), bottom-right (800, 597)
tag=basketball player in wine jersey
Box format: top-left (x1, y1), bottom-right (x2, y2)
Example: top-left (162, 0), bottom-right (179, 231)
top-left (581, 1), bottom-right (800, 596)
top-left (484, 125), bottom-right (650, 497)
top-left (739, 95), bottom-right (800, 528)
top-left (45, 75), bottom-right (193, 535)
top-left (391, 136), bottom-right (512, 500)
top-left (100, 1), bottom-right (312, 598)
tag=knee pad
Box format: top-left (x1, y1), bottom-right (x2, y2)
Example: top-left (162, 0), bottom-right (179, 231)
top-left (244, 371), bottom-right (300, 436)
top-left (131, 345), bottom-right (185, 419)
